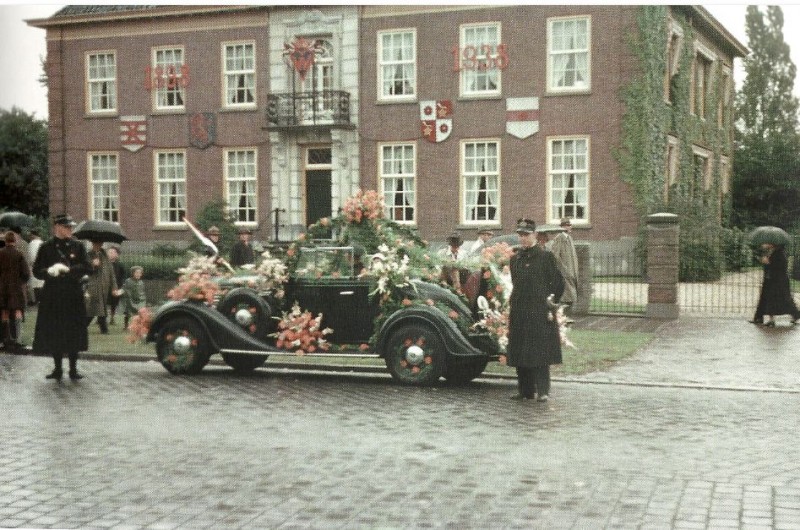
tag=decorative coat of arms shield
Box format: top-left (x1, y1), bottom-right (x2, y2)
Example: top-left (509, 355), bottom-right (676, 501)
top-left (420, 100), bottom-right (453, 143)
top-left (119, 116), bottom-right (147, 152)
top-left (189, 112), bottom-right (216, 149)
top-left (506, 97), bottom-right (540, 139)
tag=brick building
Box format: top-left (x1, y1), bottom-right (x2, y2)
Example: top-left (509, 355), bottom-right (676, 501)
top-left (28, 5), bottom-right (746, 244)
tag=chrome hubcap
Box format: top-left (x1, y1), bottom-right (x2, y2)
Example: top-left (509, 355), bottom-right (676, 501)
top-left (235, 308), bottom-right (254, 326)
top-left (173, 335), bottom-right (192, 354)
top-left (405, 345), bottom-right (425, 366)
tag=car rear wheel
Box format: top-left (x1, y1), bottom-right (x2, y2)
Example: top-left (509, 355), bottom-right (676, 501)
top-left (443, 358), bottom-right (488, 385)
top-left (221, 352), bottom-right (268, 373)
top-left (384, 324), bottom-right (444, 386)
top-left (155, 317), bottom-right (211, 375)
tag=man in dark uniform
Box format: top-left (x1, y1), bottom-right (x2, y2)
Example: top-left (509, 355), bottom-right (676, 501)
top-left (32, 214), bottom-right (91, 381)
top-left (506, 218), bottom-right (565, 402)
top-left (229, 227), bottom-right (255, 267)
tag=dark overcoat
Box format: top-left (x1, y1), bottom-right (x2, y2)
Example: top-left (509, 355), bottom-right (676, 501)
top-left (0, 245), bottom-right (31, 310)
top-left (506, 245), bottom-right (565, 368)
top-left (32, 237), bottom-right (91, 354)
top-left (755, 247), bottom-right (800, 318)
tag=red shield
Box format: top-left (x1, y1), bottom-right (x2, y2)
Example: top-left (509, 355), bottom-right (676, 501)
top-left (188, 112), bottom-right (216, 149)
top-left (284, 37), bottom-right (320, 82)
top-left (119, 116), bottom-right (146, 152)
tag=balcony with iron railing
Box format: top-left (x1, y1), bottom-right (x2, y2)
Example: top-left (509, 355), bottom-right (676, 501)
top-left (266, 90), bottom-right (353, 130)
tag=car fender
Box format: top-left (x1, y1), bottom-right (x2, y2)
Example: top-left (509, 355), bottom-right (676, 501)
top-left (376, 305), bottom-right (485, 359)
top-left (146, 301), bottom-right (282, 354)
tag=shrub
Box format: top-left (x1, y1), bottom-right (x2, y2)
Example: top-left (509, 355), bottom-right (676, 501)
top-left (720, 226), bottom-right (751, 272)
top-left (679, 235), bottom-right (722, 282)
top-left (120, 254), bottom-right (188, 281)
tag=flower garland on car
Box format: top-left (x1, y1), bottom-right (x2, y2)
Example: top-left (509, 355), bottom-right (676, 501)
top-left (126, 307), bottom-right (154, 344)
top-left (342, 189), bottom-right (383, 224)
top-left (270, 301), bottom-right (333, 355)
top-left (252, 250), bottom-right (289, 298)
top-left (167, 255), bottom-right (222, 304)
top-left (364, 243), bottom-right (412, 300)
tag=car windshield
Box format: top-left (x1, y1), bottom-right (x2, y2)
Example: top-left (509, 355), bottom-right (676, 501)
top-left (294, 246), bottom-right (363, 279)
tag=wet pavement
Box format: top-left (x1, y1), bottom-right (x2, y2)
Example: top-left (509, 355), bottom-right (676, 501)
top-left (1, 316), bottom-right (799, 529)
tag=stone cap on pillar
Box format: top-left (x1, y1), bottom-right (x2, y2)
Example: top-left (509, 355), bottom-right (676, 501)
top-left (647, 213), bottom-right (679, 225)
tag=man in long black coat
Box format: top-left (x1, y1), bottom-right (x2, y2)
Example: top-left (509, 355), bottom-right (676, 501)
top-left (507, 218), bottom-right (565, 401)
top-left (32, 214), bottom-right (91, 381)
top-left (752, 243), bottom-right (800, 326)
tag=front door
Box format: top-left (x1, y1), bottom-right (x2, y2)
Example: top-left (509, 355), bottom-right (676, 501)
top-left (305, 146), bottom-right (332, 229)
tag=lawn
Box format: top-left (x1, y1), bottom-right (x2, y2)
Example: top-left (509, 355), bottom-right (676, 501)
top-left (18, 307), bottom-right (654, 377)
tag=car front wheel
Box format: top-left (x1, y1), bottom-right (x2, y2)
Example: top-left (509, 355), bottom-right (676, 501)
top-left (384, 324), bottom-right (444, 386)
top-left (155, 317), bottom-right (211, 375)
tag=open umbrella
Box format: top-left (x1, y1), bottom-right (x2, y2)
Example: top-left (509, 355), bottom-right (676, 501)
top-left (748, 225), bottom-right (790, 247)
top-left (73, 219), bottom-right (128, 244)
top-left (0, 211), bottom-right (33, 231)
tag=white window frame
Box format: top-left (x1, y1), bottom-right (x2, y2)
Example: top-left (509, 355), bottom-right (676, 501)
top-left (86, 51), bottom-right (117, 115)
top-left (664, 20), bottom-right (684, 103)
top-left (88, 152), bottom-right (119, 222)
top-left (719, 65), bottom-right (732, 128)
top-left (719, 155), bottom-right (731, 196)
top-left (547, 15), bottom-right (591, 93)
top-left (224, 148), bottom-right (258, 226)
top-left (379, 142), bottom-right (416, 224)
top-left (152, 46), bottom-right (186, 112)
top-left (459, 22), bottom-right (502, 99)
top-left (154, 150), bottom-right (187, 227)
top-left (690, 145), bottom-right (713, 203)
top-left (461, 139), bottom-right (501, 225)
top-left (377, 28), bottom-right (417, 102)
top-left (547, 136), bottom-right (590, 224)
top-left (222, 41), bottom-right (256, 109)
top-left (691, 42), bottom-right (716, 119)
top-left (665, 136), bottom-right (679, 200)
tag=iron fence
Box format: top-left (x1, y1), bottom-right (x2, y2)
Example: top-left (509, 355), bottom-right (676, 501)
top-left (588, 242), bottom-right (647, 315)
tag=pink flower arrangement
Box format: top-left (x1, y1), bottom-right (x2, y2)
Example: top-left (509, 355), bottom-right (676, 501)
top-left (270, 301), bottom-right (333, 355)
top-left (126, 307), bottom-right (153, 344)
top-left (342, 189), bottom-right (385, 224)
top-left (481, 242), bottom-right (516, 267)
top-left (167, 272), bottom-right (219, 304)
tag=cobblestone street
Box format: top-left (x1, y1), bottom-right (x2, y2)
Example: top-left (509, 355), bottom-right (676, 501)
top-left (2, 318), bottom-right (800, 529)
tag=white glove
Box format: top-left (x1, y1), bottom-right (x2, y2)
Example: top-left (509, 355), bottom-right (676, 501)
top-left (47, 263), bottom-right (70, 277)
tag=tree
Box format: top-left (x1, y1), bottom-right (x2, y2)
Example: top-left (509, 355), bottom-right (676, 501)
top-left (733, 5), bottom-right (800, 229)
top-left (0, 107), bottom-right (49, 215)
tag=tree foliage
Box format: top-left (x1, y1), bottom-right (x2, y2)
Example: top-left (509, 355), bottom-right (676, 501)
top-left (733, 5), bottom-right (800, 229)
top-left (0, 107), bottom-right (49, 215)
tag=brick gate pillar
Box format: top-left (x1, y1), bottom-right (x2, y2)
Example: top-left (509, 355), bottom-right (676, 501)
top-left (646, 213), bottom-right (679, 319)
top-left (572, 241), bottom-right (591, 316)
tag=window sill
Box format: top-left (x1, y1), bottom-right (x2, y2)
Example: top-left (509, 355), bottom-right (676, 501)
top-left (84, 112), bottom-right (118, 119)
top-left (151, 109), bottom-right (186, 116)
top-left (219, 106), bottom-right (258, 113)
top-left (375, 98), bottom-right (418, 105)
top-left (457, 94), bottom-right (502, 102)
top-left (544, 89), bottom-right (592, 97)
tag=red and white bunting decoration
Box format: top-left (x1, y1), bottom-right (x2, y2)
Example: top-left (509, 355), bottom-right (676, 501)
top-left (119, 116), bottom-right (147, 152)
top-left (506, 97), bottom-right (539, 139)
top-left (420, 100), bottom-right (453, 143)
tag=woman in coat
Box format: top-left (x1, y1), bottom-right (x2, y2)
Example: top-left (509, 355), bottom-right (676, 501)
top-left (751, 243), bottom-right (800, 326)
top-left (0, 231), bottom-right (31, 351)
top-left (84, 240), bottom-right (120, 334)
top-left (33, 214), bottom-right (92, 380)
top-left (506, 218), bottom-right (565, 402)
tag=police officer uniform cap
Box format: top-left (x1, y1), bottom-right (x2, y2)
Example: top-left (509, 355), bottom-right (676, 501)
top-left (53, 214), bottom-right (77, 227)
top-left (515, 218), bottom-right (536, 234)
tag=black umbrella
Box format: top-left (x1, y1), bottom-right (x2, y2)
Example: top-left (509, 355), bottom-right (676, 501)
top-left (73, 219), bottom-right (128, 244)
top-left (0, 211), bottom-right (33, 231)
top-left (748, 226), bottom-right (790, 247)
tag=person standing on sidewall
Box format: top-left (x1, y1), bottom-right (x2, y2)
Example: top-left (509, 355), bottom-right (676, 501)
top-left (507, 218), bottom-right (565, 402)
top-left (751, 243), bottom-right (800, 327)
top-left (549, 217), bottom-right (579, 313)
top-left (32, 214), bottom-right (91, 381)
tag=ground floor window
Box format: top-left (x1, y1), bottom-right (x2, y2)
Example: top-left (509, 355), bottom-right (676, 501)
top-left (89, 153), bottom-right (119, 222)
top-left (462, 139), bottom-right (500, 223)
top-left (225, 149), bottom-right (258, 224)
top-left (548, 137), bottom-right (589, 222)
top-left (380, 143), bottom-right (415, 223)
top-left (155, 150), bottom-right (186, 225)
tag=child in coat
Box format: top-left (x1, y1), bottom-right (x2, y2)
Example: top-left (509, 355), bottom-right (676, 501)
top-left (120, 266), bottom-right (147, 329)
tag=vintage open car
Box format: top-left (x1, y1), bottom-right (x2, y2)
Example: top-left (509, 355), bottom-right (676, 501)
top-left (145, 243), bottom-right (502, 386)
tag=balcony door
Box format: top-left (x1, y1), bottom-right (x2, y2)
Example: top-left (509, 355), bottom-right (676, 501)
top-left (304, 146), bottom-right (332, 231)
top-left (299, 39), bottom-right (334, 121)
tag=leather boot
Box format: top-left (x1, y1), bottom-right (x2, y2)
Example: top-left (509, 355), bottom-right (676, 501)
top-left (0, 320), bottom-right (9, 351)
top-left (46, 354), bottom-right (63, 381)
top-left (98, 316), bottom-right (109, 334)
top-left (68, 352), bottom-right (83, 380)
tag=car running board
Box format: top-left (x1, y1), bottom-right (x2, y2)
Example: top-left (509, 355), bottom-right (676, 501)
top-left (220, 348), bottom-right (381, 359)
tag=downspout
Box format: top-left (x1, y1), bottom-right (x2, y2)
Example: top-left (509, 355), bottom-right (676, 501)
top-left (59, 26), bottom-right (67, 213)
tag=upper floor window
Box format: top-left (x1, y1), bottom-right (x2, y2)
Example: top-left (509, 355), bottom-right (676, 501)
top-left (223, 42), bottom-right (256, 108)
top-left (691, 145), bottom-right (712, 203)
top-left (225, 149), bottom-right (258, 225)
top-left (692, 42), bottom-right (716, 119)
top-left (460, 22), bottom-right (502, 98)
top-left (88, 153), bottom-right (119, 222)
top-left (665, 136), bottom-right (679, 201)
top-left (719, 66), bottom-right (732, 128)
top-left (462, 140), bottom-right (500, 223)
top-left (86, 52), bottom-right (117, 114)
top-left (378, 29), bottom-right (416, 101)
top-left (548, 137), bottom-right (589, 223)
top-left (155, 150), bottom-right (186, 225)
top-left (153, 47), bottom-right (186, 111)
top-left (664, 20), bottom-right (684, 103)
top-left (548, 16), bottom-right (591, 92)
top-left (380, 143), bottom-right (416, 223)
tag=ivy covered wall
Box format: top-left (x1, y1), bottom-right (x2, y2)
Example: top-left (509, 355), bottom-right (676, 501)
top-left (618, 5), bottom-right (735, 235)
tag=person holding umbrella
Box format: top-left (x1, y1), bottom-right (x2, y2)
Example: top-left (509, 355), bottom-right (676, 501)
top-left (0, 231), bottom-right (31, 352)
top-left (32, 214), bottom-right (92, 381)
top-left (84, 239), bottom-right (122, 334)
top-left (749, 227), bottom-right (800, 326)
